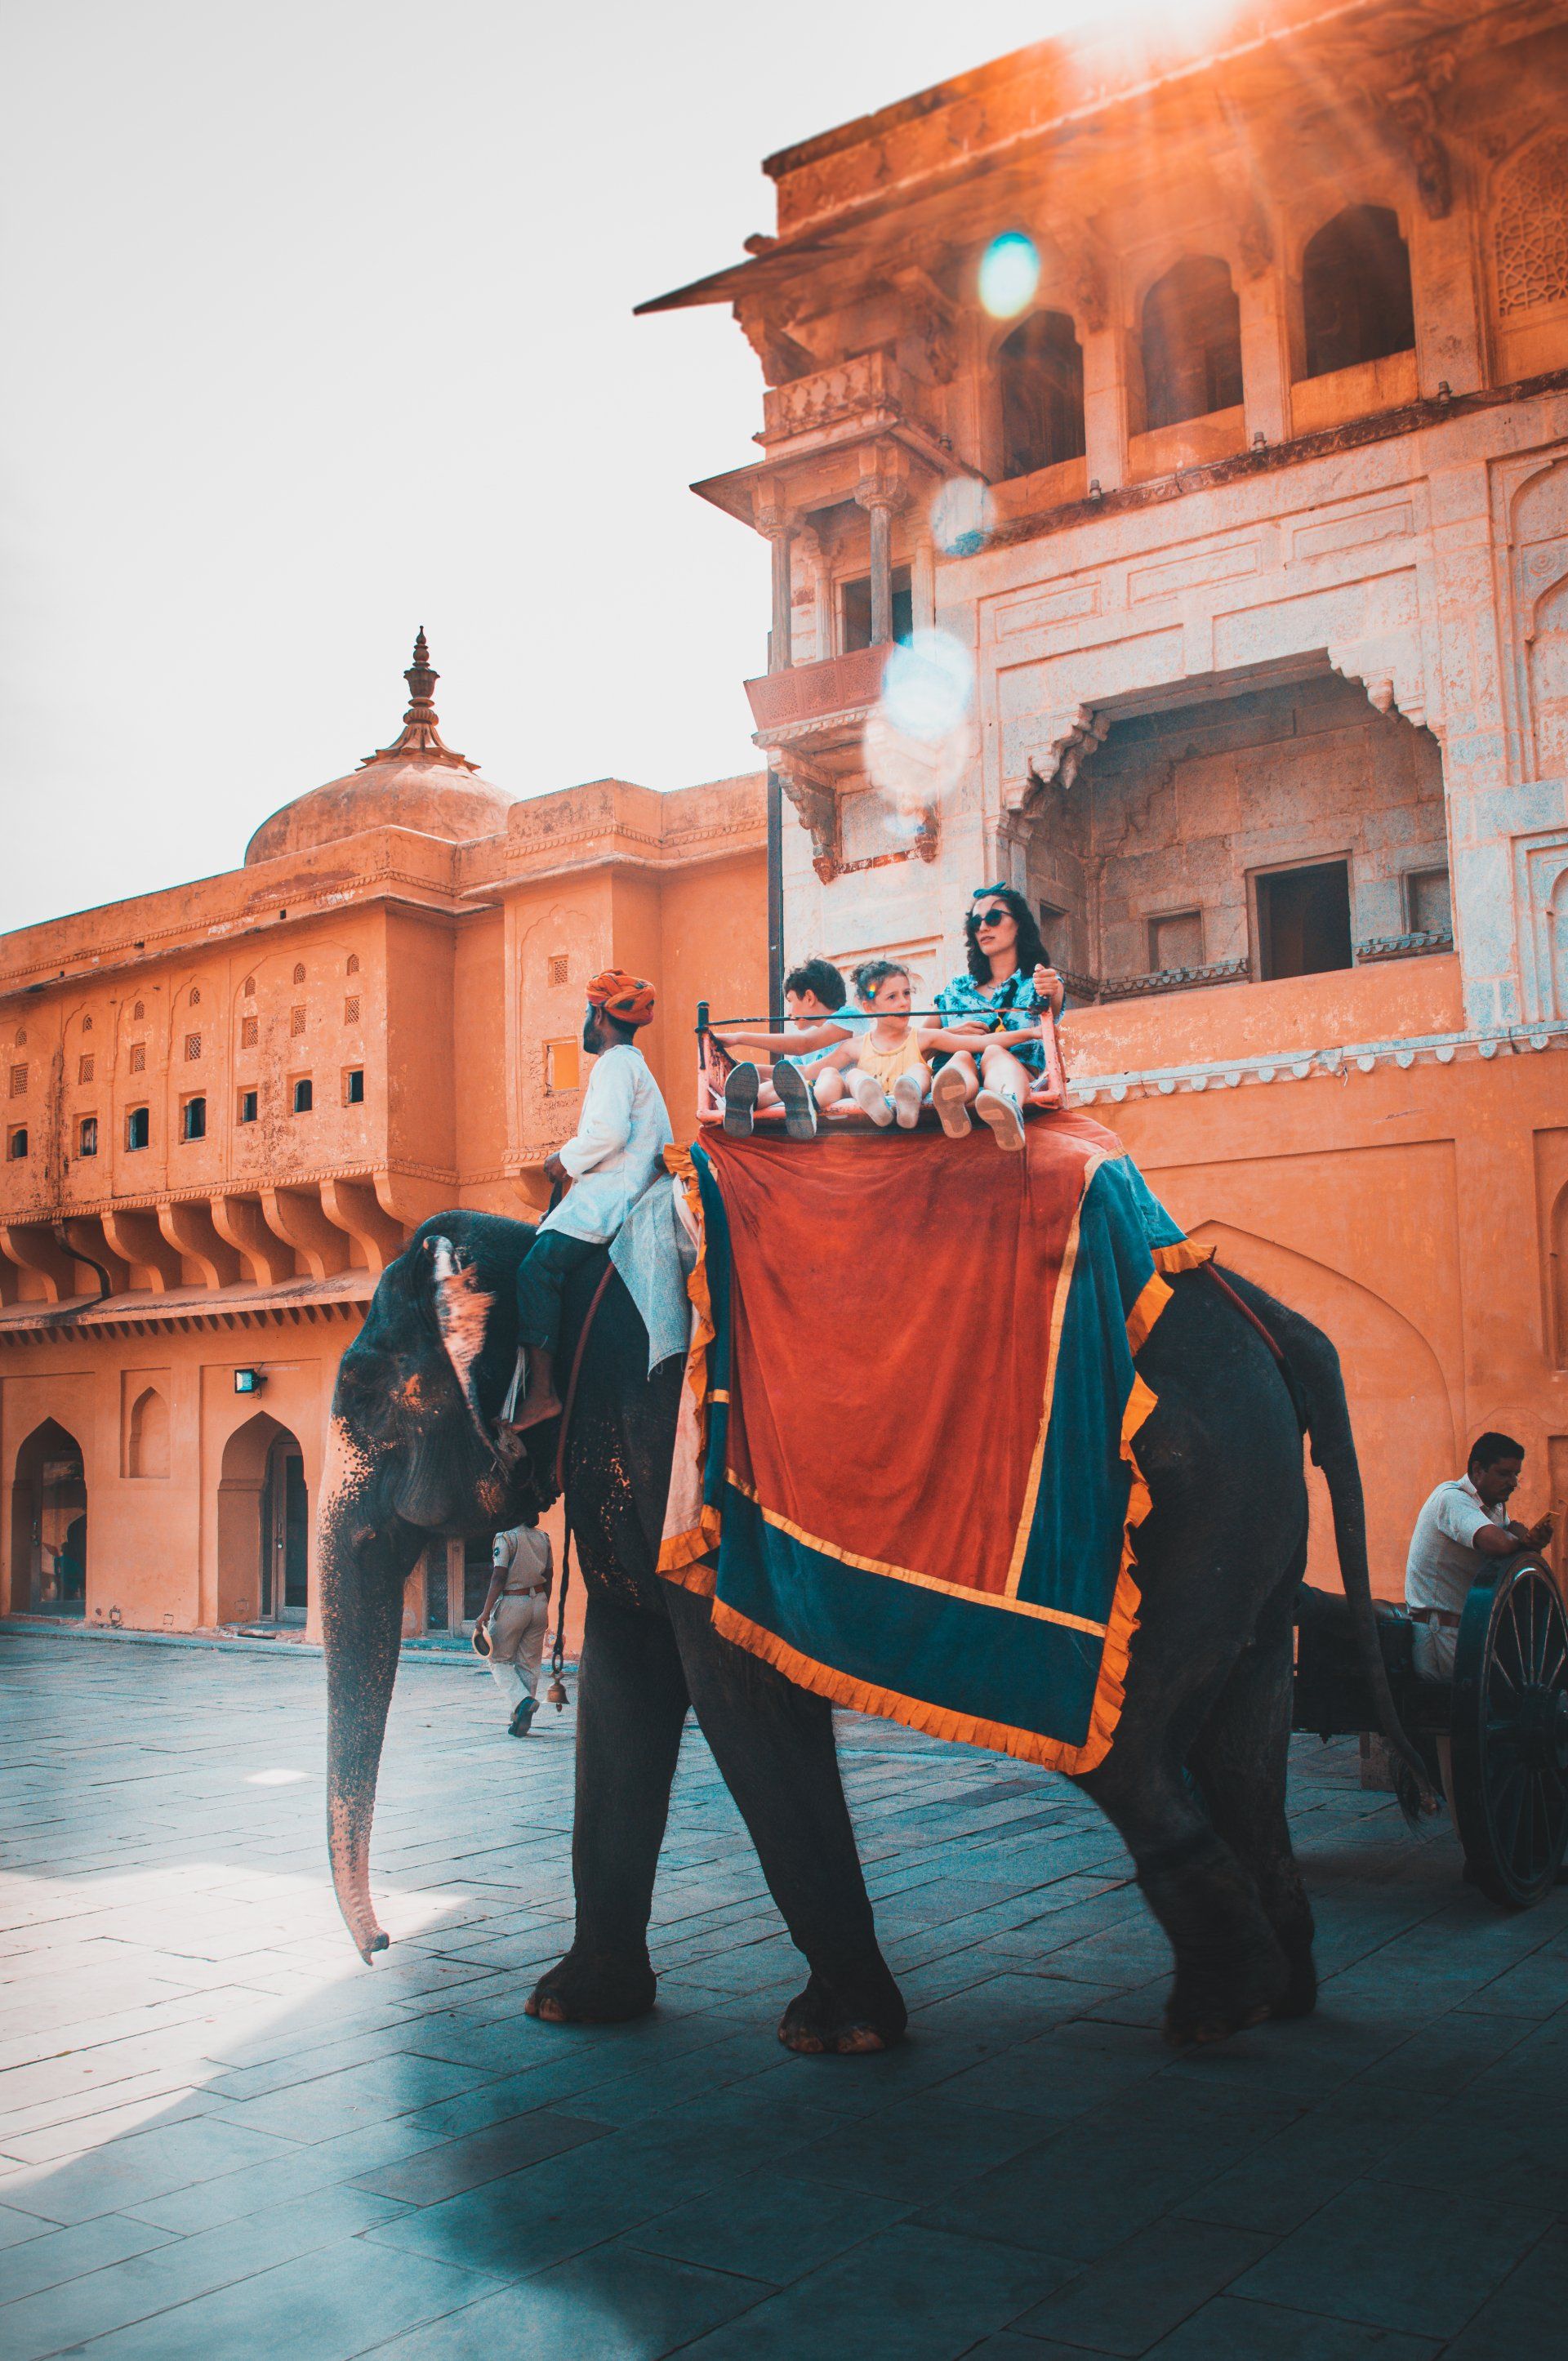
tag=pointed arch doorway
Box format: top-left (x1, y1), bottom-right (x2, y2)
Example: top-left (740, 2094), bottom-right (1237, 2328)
top-left (11, 1420), bottom-right (87, 1617)
top-left (217, 1413), bottom-right (308, 1627)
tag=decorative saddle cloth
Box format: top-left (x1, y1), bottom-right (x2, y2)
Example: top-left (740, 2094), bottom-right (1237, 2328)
top-left (658, 1116), bottom-right (1211, 1773)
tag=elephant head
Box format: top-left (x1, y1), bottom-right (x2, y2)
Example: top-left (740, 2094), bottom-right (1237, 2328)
top-left (321, 1214), bottom-right (546, 1960)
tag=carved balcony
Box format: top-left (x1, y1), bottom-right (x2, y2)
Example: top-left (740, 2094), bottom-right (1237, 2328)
top-left (757, 349), bottom-right (915, 450)
top-left (744, 645), bottom-right (887, 749)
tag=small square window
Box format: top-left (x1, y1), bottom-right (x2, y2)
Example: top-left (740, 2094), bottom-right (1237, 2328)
top-left (8, 1062), bottom-right (26, 1097)
top-left (291, 1005), bottom-right (306, 1037)
top-left (548, 953), bottom-right (569, 987)
top-left (1150, 911), bottom-right (1205, 972)
top-left (7, 1127), bottom-right (26, 1160)
top-left (185, 1031), bottom-right (202, 1062)
top-left (1256, 862), bottom-right (1352, 982)
top-left (344, 995), bottom-right (360, 1026)
top-left (1406, 866), bottom-right (1452, 937)
top-left (78, 1116), bottom-right (98, 1156)
top-left (126, 1106), bottom-right (150, 1151)
top-left (238, 1089), bottom-right (258, 1125)
top-left (344, 1067), bottom-right (365, 1106)
top-left (182, 1095), bottom-right (207, 1142)
top-left (545, 1038), bottom-right (581, 1092)
top-left (292, 1077), bottom-right (314, 1115)
top-left (130, 1042), bottom-right (146, 1074)
top-left (78, 1054), bottom-right (95, 1085)
top-left (241, 1014), bottom-right (259, 1049)
top-left (841, 567), bottom-right (913, 653)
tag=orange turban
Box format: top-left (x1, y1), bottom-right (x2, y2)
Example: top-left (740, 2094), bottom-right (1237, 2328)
top-left (586, 969), bottom-right (656, 1028)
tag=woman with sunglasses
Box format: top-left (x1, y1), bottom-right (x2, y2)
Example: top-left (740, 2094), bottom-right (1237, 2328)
top-left (927, 884), bottom-right (1064, 1149)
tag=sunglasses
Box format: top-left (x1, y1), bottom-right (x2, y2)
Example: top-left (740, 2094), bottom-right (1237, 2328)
top-left (971, 907), bottom-right (1012, 929)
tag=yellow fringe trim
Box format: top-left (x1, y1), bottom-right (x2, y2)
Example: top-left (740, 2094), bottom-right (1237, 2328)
top-left (656, 1145), bottom-right (720, 1579)
top-left (1153, 1238), bottom-right (1215, 1275)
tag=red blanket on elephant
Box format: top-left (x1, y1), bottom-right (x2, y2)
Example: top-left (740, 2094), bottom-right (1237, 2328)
top-left (659, 1115), bottom-right (1211, 1772)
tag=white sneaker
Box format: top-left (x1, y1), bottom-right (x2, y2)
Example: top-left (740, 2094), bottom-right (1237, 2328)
top-left (932, 1064), bottom-right (972, 1138)
top-left (892, 1072), bottom-right (924, 1129)
top-left (850, 1070), bottom-right (894, 1126)
top-left (975, 1089), bottom-right (1026, 1151)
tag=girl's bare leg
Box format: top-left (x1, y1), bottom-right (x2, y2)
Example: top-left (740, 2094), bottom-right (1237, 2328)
top-left (978, 1043), bottom-right (1033, 1102)
top-left (815, 1067), bottom-right (849, 1109)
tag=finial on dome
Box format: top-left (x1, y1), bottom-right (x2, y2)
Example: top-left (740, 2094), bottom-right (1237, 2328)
top-left (359, 629), bottom-right (479, 771)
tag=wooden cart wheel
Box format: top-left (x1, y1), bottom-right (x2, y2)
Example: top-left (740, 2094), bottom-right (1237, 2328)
top-left (1450, 1557), bottom-right (1568, 1909)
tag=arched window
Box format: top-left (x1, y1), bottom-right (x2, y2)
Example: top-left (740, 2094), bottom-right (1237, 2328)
top-left (1302, 206), bottom-right (1414, 380)
top-left (1141, 258), bottom-right (1242, 430)
top-left (997, 310), bottom-right (1085, 479)
top-left (127, 1388), bottom-right (170, 1479)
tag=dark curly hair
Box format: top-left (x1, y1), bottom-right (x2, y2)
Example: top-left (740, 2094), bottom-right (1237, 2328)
top-left (964, 885), bottom-right (1048, 986)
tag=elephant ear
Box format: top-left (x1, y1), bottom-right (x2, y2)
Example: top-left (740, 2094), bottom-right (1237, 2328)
top-left (428, 1235), bottom-right (505, 1452)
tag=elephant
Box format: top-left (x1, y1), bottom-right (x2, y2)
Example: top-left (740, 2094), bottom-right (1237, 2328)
top-left (322, 1205), bottom-right (1418, 2051)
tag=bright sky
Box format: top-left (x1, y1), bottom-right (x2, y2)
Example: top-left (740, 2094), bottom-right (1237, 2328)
top-left (2, 0), bottom-right (1110, 934)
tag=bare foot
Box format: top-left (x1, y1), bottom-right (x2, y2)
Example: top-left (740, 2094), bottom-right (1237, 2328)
top-left (507, 1392), bottom-right (563, 1433)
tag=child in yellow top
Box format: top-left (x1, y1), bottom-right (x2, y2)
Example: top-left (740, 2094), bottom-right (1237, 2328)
top-left (831, 961), bottom-right (931, 1129)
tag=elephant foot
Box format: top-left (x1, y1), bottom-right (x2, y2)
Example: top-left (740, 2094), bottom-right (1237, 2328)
top-left (525, 1944), bottom-right (657, 2025)
top-left (1162, 1940), bottom-right (1289, 2049)
top-left (777, 1958), bottom-right (908, 2056)
top-left (1268, 1940), bottom-right (1318, 2021)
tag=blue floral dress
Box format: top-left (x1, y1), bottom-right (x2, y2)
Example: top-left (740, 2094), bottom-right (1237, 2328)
top-left (933, 969), bottom-right (1045, 1076)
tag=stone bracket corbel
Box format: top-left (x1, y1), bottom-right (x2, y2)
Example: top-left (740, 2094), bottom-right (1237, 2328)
top-left (893, 266), bottom-right (960, 384)
top-left (1371, 57), bottom-right (1455, 220)
top-left (1009, 706), bottom-right (1111, 810)
top-left (1050, 228), bottom-right (1111, 334)
top-left (1328, 639), bottom-right (1432, 734)
top-left (773, 753), bottom-right (841, 882)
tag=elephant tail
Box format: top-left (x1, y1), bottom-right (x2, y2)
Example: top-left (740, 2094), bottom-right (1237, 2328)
top-left (1214, 1267), bottom-right (1435, 1804)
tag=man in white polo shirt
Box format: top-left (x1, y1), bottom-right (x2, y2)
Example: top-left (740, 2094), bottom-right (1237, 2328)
top-left (1405, 1432), bottom-right (1554, 1681)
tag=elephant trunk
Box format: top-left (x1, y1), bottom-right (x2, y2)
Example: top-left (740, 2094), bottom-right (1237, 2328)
top-left (320, 1441), bottom-right (408, 1962)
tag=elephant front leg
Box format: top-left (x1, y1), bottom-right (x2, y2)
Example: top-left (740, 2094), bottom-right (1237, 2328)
top-left (527, 1586), bottom-right (688, 2025)
top-left (664, 1586), bottom-right (906, 2056)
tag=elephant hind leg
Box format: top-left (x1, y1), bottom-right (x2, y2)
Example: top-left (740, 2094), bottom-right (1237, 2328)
top-left (1080, 1753), bottom-right (1290, 2047)
top-left (1187, 1578), bottom-right (1316, 2020)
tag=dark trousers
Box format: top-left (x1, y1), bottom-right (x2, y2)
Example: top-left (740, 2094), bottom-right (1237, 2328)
top-left (516, 1228), bottom-right (599, 1358)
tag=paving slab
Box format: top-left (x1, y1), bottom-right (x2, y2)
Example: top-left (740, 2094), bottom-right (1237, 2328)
top-left (2, 1631), bottom-right (1567, 2358)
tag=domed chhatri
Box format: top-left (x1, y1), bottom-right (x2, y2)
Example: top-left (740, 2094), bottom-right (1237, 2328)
top-left (244, 631), bottom-right (515, 864)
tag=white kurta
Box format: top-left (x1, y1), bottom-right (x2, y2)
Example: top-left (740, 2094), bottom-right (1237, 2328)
top-left (1405, 1473), bottom-right (1508, 1677)
top-left (539, 1042), bottom-right (673, 1245)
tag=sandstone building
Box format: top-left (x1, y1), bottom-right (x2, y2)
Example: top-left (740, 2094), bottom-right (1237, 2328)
top-left (7, 0), bottom-right (1567, 1640)
top-left (0, 638), bottom-right (764, 1637)
top-left (639, 0), bottom-right (1568, 1588)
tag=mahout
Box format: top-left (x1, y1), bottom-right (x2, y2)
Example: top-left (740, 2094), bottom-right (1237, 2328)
top-left (323, 1207), bottom-right (1409, 2051)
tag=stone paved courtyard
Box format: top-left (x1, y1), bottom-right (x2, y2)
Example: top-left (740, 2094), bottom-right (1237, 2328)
top-left (1, 1632), bottom-right (1566, 2359)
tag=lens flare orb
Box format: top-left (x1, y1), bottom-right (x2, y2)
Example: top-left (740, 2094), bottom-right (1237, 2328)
top-left (931, 476), bottom-right (997, 558)
top-left (865, 629), bottom-right (977, 811)
top-left (880, 630), bottom-right (974, 742)
top-left (978, 232), bottom-right (1040, 319)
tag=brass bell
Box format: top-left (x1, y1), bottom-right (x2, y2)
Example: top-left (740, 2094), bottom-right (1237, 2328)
top-left (546, 1673), bottom-right (568, 1711)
